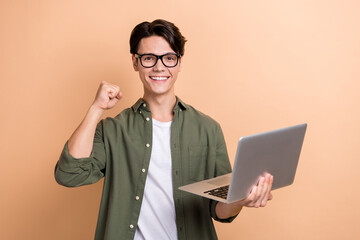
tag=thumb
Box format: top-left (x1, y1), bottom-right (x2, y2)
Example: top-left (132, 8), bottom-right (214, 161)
top-left (107, 96), bottom-right (120, 108)
top-left (115, 91), bottom-right (123, 100)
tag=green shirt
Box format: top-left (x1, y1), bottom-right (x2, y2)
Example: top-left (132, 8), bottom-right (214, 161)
top-left (55, 97), bottom-right (237, 240)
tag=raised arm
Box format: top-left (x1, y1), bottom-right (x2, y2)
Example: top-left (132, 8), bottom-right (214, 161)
top-left (68, 81), bottom-right (123, 158)
top-left (55, 81), bottom-right (122, 187)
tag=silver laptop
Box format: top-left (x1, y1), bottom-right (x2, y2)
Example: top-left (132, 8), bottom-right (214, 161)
top-left (179, 123), bottom-right (307, 203)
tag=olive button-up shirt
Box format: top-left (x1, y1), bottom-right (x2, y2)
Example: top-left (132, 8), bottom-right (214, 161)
top-left (55, 97), bottom-right (237, 240)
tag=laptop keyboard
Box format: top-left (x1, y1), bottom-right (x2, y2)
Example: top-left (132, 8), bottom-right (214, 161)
top-left (204, 185), bottom-right (229, 199)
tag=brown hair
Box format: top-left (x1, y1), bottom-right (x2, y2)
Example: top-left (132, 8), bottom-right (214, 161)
top-left (130, 19), bottom-right (187, 56)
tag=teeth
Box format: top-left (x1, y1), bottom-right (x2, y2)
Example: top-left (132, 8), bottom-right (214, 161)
top-left (150, 76), bottom-right (168, 81)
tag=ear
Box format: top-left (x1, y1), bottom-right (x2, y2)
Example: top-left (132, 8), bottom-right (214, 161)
top-left (178, 56), bottom-right (183, 72)
top-left (132, 54), bottom-right (139, 72)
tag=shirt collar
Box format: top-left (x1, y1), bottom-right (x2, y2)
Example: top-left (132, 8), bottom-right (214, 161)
top-left (132, 96), bottom-right (188, 112)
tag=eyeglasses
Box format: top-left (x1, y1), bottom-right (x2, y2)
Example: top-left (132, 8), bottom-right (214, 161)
top-left (135, 53), bottom-right (180, 68)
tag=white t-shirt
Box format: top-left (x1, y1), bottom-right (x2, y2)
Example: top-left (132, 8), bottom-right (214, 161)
top-left (134, 119), bottom-right (178, 240)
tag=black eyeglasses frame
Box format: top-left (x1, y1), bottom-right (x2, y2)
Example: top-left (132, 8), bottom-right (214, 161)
top-left (135, 53), bottom-right (181, 68)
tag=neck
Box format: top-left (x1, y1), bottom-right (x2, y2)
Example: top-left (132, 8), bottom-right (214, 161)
top-left (143, 93), bottom-right (176, 122)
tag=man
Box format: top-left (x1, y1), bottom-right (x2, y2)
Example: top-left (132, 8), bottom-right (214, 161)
top-left (55, 19), bottom-right (273, 240)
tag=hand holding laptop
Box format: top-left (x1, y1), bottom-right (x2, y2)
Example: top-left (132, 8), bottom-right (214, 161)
top-left (236, 173), bottom-right (273, 208)
top-left (215, 173), bottom-right (274, 219)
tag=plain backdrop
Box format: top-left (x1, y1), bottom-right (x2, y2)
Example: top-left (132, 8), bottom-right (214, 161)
top-left (1, 0), bottom-right (359, 239)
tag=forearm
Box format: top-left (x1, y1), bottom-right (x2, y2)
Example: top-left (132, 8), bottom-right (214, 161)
top-left (68, 105), bottom-right (104, 158)
top-left (215, 202), bottom-right (243, 219)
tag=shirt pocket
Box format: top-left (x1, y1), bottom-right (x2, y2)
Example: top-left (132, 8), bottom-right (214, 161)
top-left (188, 145), bottom-right (209, 182)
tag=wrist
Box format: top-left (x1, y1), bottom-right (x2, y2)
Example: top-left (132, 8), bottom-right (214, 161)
top-left (88, 104), bottom-right (105, 119)
top-left (216, 202), bottom-right (243, 219)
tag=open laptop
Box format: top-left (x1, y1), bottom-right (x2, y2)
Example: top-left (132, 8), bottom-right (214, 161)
top-left (179, 123), bottom-right (307, 203)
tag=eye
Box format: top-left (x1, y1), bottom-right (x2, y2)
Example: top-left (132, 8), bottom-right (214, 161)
top-left (142, 55), bottom-right (154, 61)
top-left (166, 55), bottom-right (176, 61)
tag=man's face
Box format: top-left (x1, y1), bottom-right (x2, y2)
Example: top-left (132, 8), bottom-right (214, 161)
top-left (132, 36), bottom-right (181, 98)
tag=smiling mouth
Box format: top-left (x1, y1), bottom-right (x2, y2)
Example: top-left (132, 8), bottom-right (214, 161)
top-left (149, 76), bottom-right (169, 81)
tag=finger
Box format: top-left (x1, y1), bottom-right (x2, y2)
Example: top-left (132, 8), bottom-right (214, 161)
top-left (263, 175), bottom-right (274, 204)
top-left (260, 174), bottom-right (273, 207)
top-left (253, 177), bottom-right (265, 207)
top-left (110, 85), bottom-right (120, 94)
top-left (258, 174), bottom-right (271, 207)
top-left (108, 86), bottom-right (120, 99)
top-left (108, 97), bottom-right (119, 107)
top-left (245, 185), bottom-right (258, 207)
top-left (255, 175), bottom-right (269, 207)
top-left (268, 192), bottom-right (273, 201)
top-left (107, 86), bottom-right (119, 99)
top-left (115, 90), bottom-right (123, 100)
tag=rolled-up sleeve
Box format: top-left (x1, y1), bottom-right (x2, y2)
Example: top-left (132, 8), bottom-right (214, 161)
top-left (54, 121), bottom-right (106, 187)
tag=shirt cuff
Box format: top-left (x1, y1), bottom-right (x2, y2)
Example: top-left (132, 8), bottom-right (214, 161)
top-left (210, 200), bottom-right (239, 223)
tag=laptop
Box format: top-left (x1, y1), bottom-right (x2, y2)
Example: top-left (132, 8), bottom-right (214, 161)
top-left (179, 123), bottom-right (307, 203)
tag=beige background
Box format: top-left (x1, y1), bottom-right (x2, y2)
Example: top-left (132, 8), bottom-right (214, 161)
top-left (1, 0), bottom-right (359, 239)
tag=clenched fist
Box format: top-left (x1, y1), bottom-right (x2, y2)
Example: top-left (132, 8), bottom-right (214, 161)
top-left (92, 81), bottom-right (123, 110)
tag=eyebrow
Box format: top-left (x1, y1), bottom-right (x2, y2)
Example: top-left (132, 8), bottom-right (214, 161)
top-left (137, 52), bottom-right (177, 55)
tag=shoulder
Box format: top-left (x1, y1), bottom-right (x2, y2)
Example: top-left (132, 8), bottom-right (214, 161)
top-left (184, 103), bottom-right (221, 131)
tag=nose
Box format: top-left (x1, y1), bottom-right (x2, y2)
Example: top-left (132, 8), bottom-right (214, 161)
top-left (153, 57), bottom-right (165, 71)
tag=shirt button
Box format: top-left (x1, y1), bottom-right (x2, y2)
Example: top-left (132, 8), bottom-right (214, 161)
top-left (146, 117), bottom-right (150, 121)
top-left (146, 143), bottom-right (150, 147)
top-left (180, 109), bottom-right (182, 112)
top-left (142, 168), bottom-right (146, 173)
top-left (139, 111), bottom-right (142, 114)
top-left (143, 103), bottom-right (146, 107)
top-left (135, 196), bottom-right (140, 200)
top-left (130, 224), bottom-right (134, 229)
